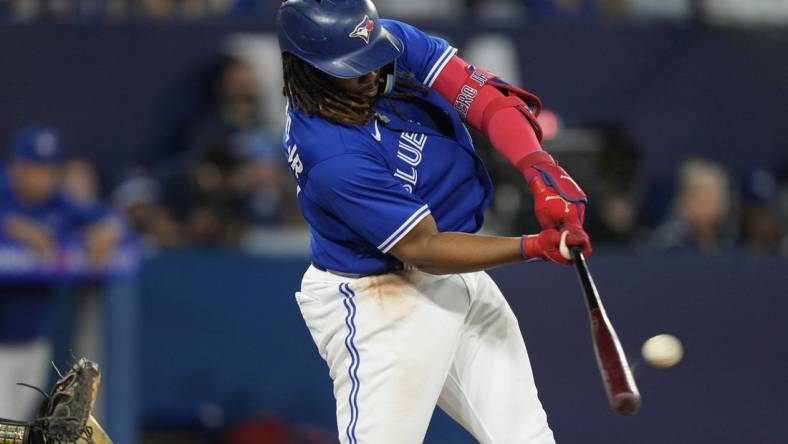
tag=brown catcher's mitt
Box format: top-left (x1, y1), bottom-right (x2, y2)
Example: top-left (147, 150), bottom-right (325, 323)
top-left (29, 358), bottom-right (101, 444)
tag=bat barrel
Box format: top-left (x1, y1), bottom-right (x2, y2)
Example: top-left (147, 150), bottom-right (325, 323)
top-left (572, 249), bottom-right (642, 416)
top-left (613, 392), bottom-right (642, 416)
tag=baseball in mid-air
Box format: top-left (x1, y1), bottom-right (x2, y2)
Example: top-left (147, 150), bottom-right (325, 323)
top-left (641, 334), bottom-right (683, 368)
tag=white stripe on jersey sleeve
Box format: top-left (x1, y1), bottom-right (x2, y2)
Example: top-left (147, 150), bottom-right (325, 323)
top-left (377, 204), bottom-right (431, 253)
top-left (424, 46), bottom-right (458, 88)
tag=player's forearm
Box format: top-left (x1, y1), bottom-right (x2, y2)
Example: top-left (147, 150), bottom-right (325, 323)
top-left (2, 215), bottom-right (54, 255)
top-left (3, 214), bottom-right (37, 241)
top-left (394, 231), bottom-right (523, 275)
top-left (85, 217), bottom-right (124, 244)
top-left (432, 55), bottom-right (544, 169)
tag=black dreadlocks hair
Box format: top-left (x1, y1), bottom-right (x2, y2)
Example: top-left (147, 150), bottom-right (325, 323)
top-left (282, 52), bottom-right (428, 126)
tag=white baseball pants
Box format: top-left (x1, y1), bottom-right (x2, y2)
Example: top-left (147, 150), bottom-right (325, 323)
top-left (297, 265), bottom-right (555, 444)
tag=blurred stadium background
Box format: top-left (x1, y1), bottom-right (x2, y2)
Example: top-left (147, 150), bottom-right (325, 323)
top-left (0, 0), bottom-right (787, 443)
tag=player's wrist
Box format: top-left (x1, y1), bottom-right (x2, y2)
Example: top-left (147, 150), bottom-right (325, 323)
top-left (520, 235), bottom-right (540, 261)
top-left (521, 232), bottom-right (563, 263)
top-left (516, 151), bottom-right (555, 183)
top-left (518, 151), bottom-right (589, 229)
top-left (522, 227), bottom-right (591, 266)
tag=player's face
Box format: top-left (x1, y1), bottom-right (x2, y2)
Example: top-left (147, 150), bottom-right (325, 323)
top-left (329, 70), bottom-right (381, 98)
top-left (9, 160), bottom-right (60, 204)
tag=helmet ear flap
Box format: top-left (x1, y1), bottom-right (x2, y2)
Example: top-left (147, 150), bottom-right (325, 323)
top-left (379, 62), bottom-right (397, 96)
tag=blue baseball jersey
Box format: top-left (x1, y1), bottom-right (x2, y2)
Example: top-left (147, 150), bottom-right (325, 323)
top-left (283, 19), bottom-right (494, 275)
top-left (0, 169), bottom-right (121, 343)
top-left (0, 170), bottom-right (113, 243)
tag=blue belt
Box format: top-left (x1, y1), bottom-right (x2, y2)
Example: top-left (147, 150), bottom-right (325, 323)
top-left (312, 262), bottom-right (402, 278)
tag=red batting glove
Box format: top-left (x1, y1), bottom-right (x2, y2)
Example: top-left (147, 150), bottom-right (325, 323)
top-left (521, 225), bottom-right (592, 266)
top-left (517, 151), bottom-right (587, 230)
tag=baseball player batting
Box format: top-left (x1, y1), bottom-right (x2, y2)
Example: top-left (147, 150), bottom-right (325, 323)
top-left (278, 1), bottom-right (591, 442)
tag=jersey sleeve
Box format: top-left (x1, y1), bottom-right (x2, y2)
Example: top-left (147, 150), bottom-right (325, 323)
top-left (381, 19), bottom-right (458, 88)
top-left (307, 153), bottom-right (431, 254)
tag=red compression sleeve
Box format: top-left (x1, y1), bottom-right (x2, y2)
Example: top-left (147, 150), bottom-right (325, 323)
top-left (432, 55), bottom-right (543, 168)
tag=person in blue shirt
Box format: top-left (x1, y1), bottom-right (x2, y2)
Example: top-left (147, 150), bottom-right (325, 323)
top-left (278, 1), bottom-right (592, 442)
top-left (0, 125), bottom-right (123, 420)
top-left (0, 125), bottom-right (123, 266)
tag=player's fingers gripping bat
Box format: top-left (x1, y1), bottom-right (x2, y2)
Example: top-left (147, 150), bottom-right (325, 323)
top-left (571, 248), bottom-right (641, 415)
top-left (521, 225), bottom-right (591, 265)
top-left (0, 358), bottom-right (114, 443)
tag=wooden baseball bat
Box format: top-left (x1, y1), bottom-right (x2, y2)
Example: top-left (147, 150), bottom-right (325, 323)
top-left (572, 248), bottom-right (641, 415)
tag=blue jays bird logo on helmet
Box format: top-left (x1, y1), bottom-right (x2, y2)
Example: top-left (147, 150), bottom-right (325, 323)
top-left (277, 0), bottom-right (402, 79)
top-left (349, 15), bottom-right (375, 44)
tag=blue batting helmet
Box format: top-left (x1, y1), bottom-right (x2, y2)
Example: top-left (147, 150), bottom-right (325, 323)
top-left (277, 0), bottom-right (403, 79)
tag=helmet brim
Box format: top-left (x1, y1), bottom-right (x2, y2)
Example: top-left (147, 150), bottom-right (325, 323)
top-left (306, 26), bottom-right (403, 80)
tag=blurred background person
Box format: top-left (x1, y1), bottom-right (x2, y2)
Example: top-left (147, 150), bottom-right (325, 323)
top-left (739, 169), bottom-right (786, 256)
top-left (159, 140), bottom-right (249, 247)
top-left (113, 170), bottom-right (185, 249)
top-left (582, 125), bottom-right (647, 245)
top-left (0, 125), bottom-right (124, 419)
top-left (648, 157), bottom-right (736, 253)
top-left (184, 55), bottom-right (292, 228)
top-left (62, 157), bottom-right (100, 206)
top-left (158, 54), bottom-right (297, 248)
top-left (1, 126), bottom-right (125, 267)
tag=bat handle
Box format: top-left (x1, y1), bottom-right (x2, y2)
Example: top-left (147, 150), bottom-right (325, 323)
top-left (570, 247), bottom-right (598, 310)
